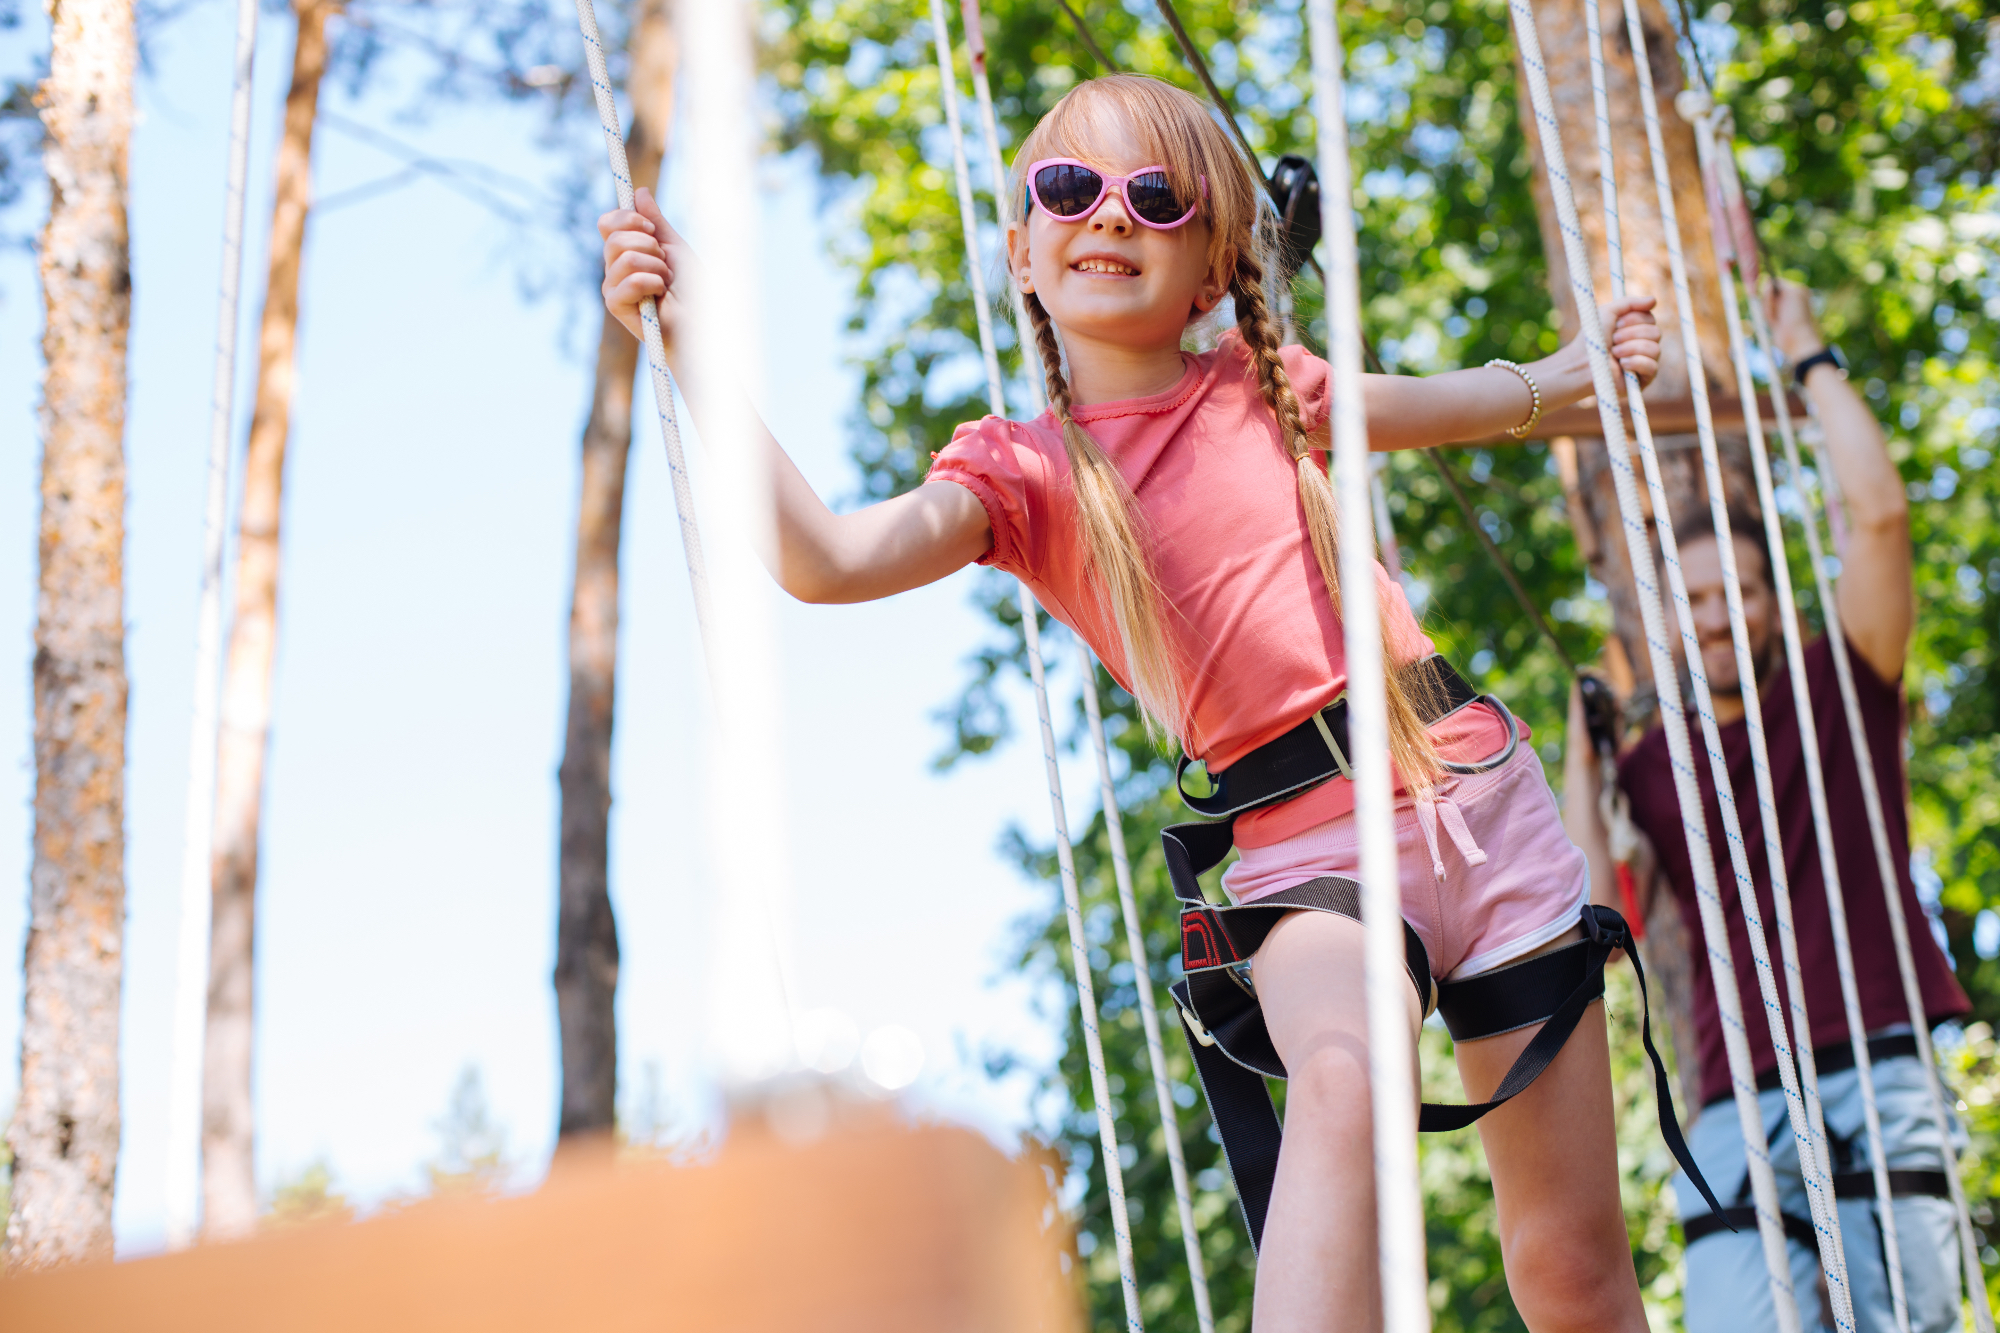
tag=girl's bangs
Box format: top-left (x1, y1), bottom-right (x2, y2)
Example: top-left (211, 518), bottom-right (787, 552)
top-left (1014, 77), bottom-right (1218, 228)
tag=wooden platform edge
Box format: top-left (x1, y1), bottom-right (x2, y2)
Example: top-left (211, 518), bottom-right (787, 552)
top-left (0, 1112), bottom-right (1083, 1333)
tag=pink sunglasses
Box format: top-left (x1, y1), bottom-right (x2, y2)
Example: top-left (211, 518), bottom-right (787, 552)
top-left (1025, 158), bottom-right (1208, 230)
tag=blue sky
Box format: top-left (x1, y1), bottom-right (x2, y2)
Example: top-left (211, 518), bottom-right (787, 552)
top-left (0, 1), bottom-right (1106, 1252)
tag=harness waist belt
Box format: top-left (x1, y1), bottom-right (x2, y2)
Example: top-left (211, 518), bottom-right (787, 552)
top-left (1701, 1032), bottom-right (1923, 1109)
top-left (1684, 1171), bottom-right (1952, 1247)
top-left (1176, 655), bottom-right (1482, 819)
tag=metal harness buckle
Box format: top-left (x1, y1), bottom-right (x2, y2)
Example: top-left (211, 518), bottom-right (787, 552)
top-left (1309, 692), bottom-right (1353, 779)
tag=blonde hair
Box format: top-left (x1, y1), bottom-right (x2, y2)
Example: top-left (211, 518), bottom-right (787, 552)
top-left (1010, 73), bottom-right (1440, 784)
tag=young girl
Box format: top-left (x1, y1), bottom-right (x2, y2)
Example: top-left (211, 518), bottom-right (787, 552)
top-left (602, 73), bottom-right (1661, 1333)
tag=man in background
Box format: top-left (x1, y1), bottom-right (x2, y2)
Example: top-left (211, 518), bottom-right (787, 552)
top-left (1564, 278), bottom-right (1971, 1332)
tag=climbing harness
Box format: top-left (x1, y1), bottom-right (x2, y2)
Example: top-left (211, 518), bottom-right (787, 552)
top-left (1161, 656), bottom-right (1721, 1249)
top-left (1503, 1), bottom-right (1815, 1325)
top-left (166, 0), bottom-right (261, 1249)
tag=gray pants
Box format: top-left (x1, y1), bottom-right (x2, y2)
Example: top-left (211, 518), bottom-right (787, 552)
top-left (1673, 1053), bottom-right (1969, 1333)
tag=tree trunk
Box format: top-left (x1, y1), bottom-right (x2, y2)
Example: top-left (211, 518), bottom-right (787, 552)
top-left (1517, 0), bottom-right (1758, 1114)
top-left (4, 0), bottom-right (135, 1272)
top-left (202, 0), bottom-right (336, 1239)
top-left (554, 0), bottom-right (677, 1144)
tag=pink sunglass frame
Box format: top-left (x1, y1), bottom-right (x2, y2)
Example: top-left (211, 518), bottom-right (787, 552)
top-left (1025, 158), bottom-right (1208, 230)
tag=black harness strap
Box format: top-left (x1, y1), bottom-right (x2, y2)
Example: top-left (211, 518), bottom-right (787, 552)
top-left (1163, 660), bottom-right (1728, 1250)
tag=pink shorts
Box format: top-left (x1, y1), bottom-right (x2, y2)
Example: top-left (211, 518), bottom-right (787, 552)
top-left (1220, 739), bottom-right (1588, 981)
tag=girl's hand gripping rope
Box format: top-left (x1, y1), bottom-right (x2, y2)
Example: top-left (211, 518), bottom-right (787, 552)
top-left (599, 186), bottom-right (685, 348)
top-left (593, 187), bottom-right (993, 606)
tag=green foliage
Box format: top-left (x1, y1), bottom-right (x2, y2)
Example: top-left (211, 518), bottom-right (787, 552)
top-left (1943, 1022), bottom-right (2000, 1311)
top-left (770, 0), bottom-right (1998, 1320)
top-left (265, 1158), bottom-right (355, 1229)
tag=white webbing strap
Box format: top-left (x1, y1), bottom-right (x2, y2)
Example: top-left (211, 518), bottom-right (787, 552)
top-left (1701, 112), bottom-right (1993, 1333)
top-left (573, 0), bottom-right (713, 651)
top-left (1506, 4), bottom-right (1802, 1326)
top-left (927, 7), bottom-right (1144, 1326)
top-left (166, 0), bottom-right (260, 1249)
top-left (1305, 3), bottom-right (1430, 1327)
top-left (1585, 7), bottom-right (1854, 1322)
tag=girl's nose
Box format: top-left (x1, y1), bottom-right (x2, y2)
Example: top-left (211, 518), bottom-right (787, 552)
top-left (1089, 194), bottom-right (1134, 234)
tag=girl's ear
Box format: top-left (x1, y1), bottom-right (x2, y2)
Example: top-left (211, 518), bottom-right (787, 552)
top-left (1005, 221), bottom-right (1034, 293)
top-left (1199, 245), bottom-right (1235, 313)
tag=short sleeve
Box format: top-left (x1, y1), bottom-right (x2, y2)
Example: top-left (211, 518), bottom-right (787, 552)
top-left (1280, 343), bottom-right (1332, 434)
top-left (927, 415), bottom-right (1042, 577)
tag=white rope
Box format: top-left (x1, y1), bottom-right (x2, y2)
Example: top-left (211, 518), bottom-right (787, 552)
top-left (1076, 639), bottom-right (1218, 1333)
top-left (678, 0), bottom-right (800, 1083)
top-left (1370, 456), bottom-right (1404, 582)
top-left (1622, 20), bottom-right (1908, 1331)
top-left (1699, 111), bottom-right (1993, 1333)
top-left (165, 0), bottom-right (259, 1249)
top-left (951, 3), bottom-right (1215, 1316)
top-left (572, 0), bottom-right (712, 651)
top-left (1584, 7), bottom-right (1854, 1322)
top-left (1304, 4), bottom-right (1429, 1327)
top-left (1505, 4), bottom-right (1803, 1326)
top-left (926, 6), bottom-right (1142, 1325)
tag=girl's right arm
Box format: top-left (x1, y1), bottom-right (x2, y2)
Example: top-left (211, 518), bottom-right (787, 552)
top-left (601, 190), bottom-right (992, 604)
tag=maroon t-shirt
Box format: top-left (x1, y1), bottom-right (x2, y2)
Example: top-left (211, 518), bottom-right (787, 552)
top-left (1617, 637), bottom-right (1969, 1106)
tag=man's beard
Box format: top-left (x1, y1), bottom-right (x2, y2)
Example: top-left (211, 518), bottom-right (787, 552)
top-left (1681, 635), bottom-right (1781, 701)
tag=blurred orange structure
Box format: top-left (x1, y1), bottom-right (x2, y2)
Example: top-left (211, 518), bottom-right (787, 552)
top-left (0, 1112), bottom-right (1079, 1332)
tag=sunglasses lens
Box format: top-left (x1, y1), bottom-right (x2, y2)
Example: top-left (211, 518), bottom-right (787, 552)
top-left (1035, 163), bottom-right (1103, 217)
top-left (1126, 171), bottom-right (1189, 224)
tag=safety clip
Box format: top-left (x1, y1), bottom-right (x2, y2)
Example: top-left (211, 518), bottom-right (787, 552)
top-left (1310, 692), bottom-right (1353, 779)
top-left (1178, 1003), bottom-right (1218, 1048)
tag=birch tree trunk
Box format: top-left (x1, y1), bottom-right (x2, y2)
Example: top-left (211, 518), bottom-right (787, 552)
top-left (202, 0), bottom-right (336, 1239)
top-left (4, 0), bottom-right (135, 1272)
top-left (555, 0), bottom-right (677, 1144)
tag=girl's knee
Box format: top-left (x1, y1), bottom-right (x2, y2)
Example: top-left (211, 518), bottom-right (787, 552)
top-left (1501, 1212), bottom-right (1637, 1328)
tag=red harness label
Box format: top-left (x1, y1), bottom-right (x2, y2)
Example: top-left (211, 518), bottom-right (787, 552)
top-left (1180, 906), bottom-right (1242, 971)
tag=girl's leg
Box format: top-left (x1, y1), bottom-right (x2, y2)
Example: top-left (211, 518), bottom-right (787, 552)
top-left (1455, 992), bottom-right (1649, 1332)
top-left (1251, 908), bottom-right (1422, 1333)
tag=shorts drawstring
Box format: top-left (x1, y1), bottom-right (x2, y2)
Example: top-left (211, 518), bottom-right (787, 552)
top-left (1414, 789), bottom-right (1489, 881)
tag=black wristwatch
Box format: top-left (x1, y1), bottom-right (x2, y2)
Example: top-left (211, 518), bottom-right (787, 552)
top-left (1791, 344), bottom-right (1847, 389)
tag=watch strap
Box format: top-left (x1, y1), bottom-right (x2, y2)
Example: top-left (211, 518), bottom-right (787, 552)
top-left (1792, 345), bottom-right (1845, 389)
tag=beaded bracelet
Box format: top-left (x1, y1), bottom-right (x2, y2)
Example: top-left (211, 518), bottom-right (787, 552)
top-left (1485, 359), bottom-right (1543, 439)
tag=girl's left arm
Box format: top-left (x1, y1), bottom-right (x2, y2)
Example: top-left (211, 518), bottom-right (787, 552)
top-left (1346, 295), bottom-right (1662, 452)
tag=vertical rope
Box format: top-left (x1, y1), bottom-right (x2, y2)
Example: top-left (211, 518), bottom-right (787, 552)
top-left (1699, 109), bottom-right (1993, 1333)
top-left (166, 0), bottom-right (259, 1249)
top-left (1025, 594), bottom-right (1147, 1333)
top-left (1304, 3), bottom-right (1429, 1327)
top-left (1370, 456), bottom-right (1403, 582)
top-left (959, 0), bottom-right (1047, 416)
top-left (1583, 4), bottom-right (1853, 1321)
top-left (927, 6), bottom-right (1142, 1326)
top-left (1617, 14), bottom-right (1912, 1327)
top-left (1505, 3), bottom-right (1802, 1325)
top-left (572, 0), bottom-right (713, 651)
top-left (677, 0), bottom-right (801, 1083)
top-left (1077, 641), bottom-right (1218, 1333)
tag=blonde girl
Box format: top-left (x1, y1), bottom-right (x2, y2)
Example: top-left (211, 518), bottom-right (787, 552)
top-left (600, 73), bottom-right (1662, 1333)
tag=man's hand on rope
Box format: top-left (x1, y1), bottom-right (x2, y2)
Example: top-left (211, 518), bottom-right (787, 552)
top-left (1761, 276), bottom-right (1824, 365)
top-left (599, 186), bottom-right (687, 349)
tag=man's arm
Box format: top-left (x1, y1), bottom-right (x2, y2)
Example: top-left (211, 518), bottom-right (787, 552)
top-left (1766, 279), bottom-right (1913, 682)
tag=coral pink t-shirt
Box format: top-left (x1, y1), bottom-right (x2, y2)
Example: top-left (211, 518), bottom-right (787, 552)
top-left (928, 331), bottom-right (1510, 848)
